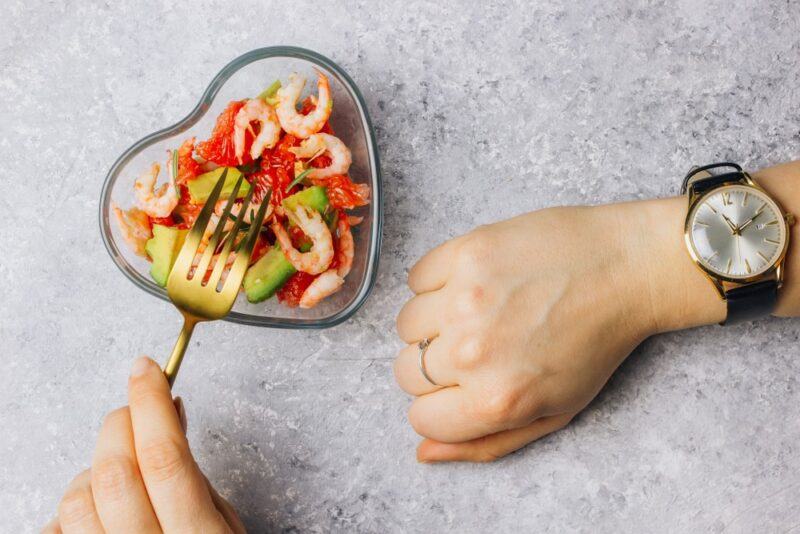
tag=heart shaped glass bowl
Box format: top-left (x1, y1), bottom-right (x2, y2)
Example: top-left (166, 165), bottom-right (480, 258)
top-left (99, 47), bottom-right (382, 328)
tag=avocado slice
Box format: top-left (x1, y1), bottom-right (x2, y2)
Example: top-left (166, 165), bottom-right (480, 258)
top-left (145, 224), bottom-right (188, 287)
top-left (282, 185), bottom-right (329, 214)
top-left (243, 238), bottom-right (316, 303)
top-left (187, 167), bottom-right (249, 204)
top-left (243, 245), bottom-right (297, 303)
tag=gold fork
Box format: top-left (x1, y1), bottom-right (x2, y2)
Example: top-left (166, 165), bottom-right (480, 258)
top-left (163, 169), bottom-right (269, 387)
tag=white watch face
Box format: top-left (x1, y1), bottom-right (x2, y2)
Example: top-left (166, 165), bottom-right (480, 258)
top-left (687, 184), bottom-right (787, 280)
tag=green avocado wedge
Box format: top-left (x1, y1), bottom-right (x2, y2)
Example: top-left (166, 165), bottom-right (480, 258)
top-left (243, 245), bottom-right (297, 303)
top-left (243, 240), bottom-right (315, 303)
top-left (145, 224), bottom-right (188, 287)
top-left (187, 167), bottom-right (249, 203)
top-left (282, 185), bottom-right (329, 214)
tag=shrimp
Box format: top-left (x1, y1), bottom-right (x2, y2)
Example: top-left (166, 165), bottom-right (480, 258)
top-left (276, 71), bottom-right (332, 138)
top-left (289, 134), bottom-right (327, 161)
top-left (289, 133), bottom-right (352, 180)
top-left (112, 202), bottom-right (152, 257)
top-left (297, 215), bottom-right (354, 308)
top-left (299, 270), bottom-right (344, 308)
top-left (271, 205), bottom-right (334, 275)
top-left (134, 162), bottom-right (179, 218)
top-left (204, 200), bottom-right (272, 250)
top-left (233, 98), bottom-right (281, 163)
top-left (334, 216), bottom-right (354, 277)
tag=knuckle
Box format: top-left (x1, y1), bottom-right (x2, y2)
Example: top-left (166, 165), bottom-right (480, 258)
top-left (458, 233), bottom-right (492, 266)
top-left (455, 284), bottom-right (488, 317)
top-left (471, 388), bottom-right (523, 426)
top-left (58, 486), bottom-right (95, 526)
top-left (453, 334), bottom-right (490, 370)
top-left (138, 437), bottom-right (188, 483)
top-left (92, 454), bottom-right (137, 501)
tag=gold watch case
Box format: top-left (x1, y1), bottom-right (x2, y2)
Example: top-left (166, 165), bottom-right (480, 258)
top-left (683, 170), bottom-right (794, 299)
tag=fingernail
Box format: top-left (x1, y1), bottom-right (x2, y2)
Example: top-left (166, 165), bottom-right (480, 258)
top-left (130, 356), bottom-right (152, 377)
top-left (174, 397), bottom-right (188, 434)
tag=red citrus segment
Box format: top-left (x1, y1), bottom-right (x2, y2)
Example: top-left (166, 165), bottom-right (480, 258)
top-left (277, 271), bottom-right (317, 307)
top-left (196, 100), bottom-right (248, 166)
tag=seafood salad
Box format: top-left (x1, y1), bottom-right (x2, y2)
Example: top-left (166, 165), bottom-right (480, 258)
top-left (113, 71), bottom-right (370, 309)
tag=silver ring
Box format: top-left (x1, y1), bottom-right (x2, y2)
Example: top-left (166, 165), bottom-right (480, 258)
top-left (417, 338), bottom-right (439, 386)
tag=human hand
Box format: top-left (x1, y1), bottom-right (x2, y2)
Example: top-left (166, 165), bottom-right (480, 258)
top-left (44, 357), bottom-right (244, 533)
top-left (394, 197), bottom-right (730, 463)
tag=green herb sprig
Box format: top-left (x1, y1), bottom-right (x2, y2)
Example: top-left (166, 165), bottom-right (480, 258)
top-left (286, 168), bottom-right (314, 192)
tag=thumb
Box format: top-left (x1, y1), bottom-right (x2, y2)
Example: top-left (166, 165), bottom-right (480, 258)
top-left (416, 413), bottom-right (574, 463)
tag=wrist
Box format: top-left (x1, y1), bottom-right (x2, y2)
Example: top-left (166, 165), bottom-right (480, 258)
top-left (625, 196), bottom-right (726, 333)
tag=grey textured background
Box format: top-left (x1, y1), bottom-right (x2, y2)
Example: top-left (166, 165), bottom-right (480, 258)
top-left (2, 1), bottom-right (800, 532)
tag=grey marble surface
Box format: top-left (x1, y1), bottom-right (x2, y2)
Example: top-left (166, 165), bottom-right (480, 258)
top-left (3, 1), bottom-right (800, 532)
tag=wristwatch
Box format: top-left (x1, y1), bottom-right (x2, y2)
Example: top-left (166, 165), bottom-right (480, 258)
top-left (682, 162), bottom-right (794, 325)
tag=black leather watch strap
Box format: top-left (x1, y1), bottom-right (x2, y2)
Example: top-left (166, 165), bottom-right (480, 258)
top-left (689, 171), bottom-right (744, 195)
top-left (723, 280), bottom-right (778, 325)
top-left (681, 162), bottom-right (744, 194)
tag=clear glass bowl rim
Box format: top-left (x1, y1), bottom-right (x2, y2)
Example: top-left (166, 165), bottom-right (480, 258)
top-left (98, 46), bottom-right (383, 329)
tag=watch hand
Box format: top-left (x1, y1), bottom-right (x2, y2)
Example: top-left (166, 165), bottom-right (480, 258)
top-left (721, 213), bottom-right (737, 234)
top-left (736, 233), bottom-right (742, 267)
top-left (737, 207), bottom-right (765, 233)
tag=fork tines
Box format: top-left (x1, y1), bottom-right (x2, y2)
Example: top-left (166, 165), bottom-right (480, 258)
top-left (169, 169), bottom-right (269, 293)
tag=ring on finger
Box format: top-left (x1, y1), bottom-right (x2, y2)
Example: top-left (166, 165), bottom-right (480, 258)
top-left (418, 338), bottom-right (439, 386)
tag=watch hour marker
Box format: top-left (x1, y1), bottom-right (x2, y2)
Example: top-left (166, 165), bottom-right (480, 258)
top-left (743, 192), bottom-right (749, 206)
top-left (757, 251), bottom-right (769, 263)
top-left (765, 238), bottom-right (781, 245)
top-left (722, 192), bottom-right (732, 206)
top-left (695, 220), bottom-right (710, 227)
top-left (766, 220), bottom-right (778, 226)
top-left (706, 251), bottom-right (719, 262)
top-left (725, 258), bottom-right (732, 273)
top-left (706, 203), bottom-right (718, 214)
top-left (744, 259), bottom-right (751, 274)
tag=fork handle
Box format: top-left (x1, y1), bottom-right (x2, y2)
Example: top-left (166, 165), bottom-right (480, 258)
top-left (164, 315), bottom-right (198, 388)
